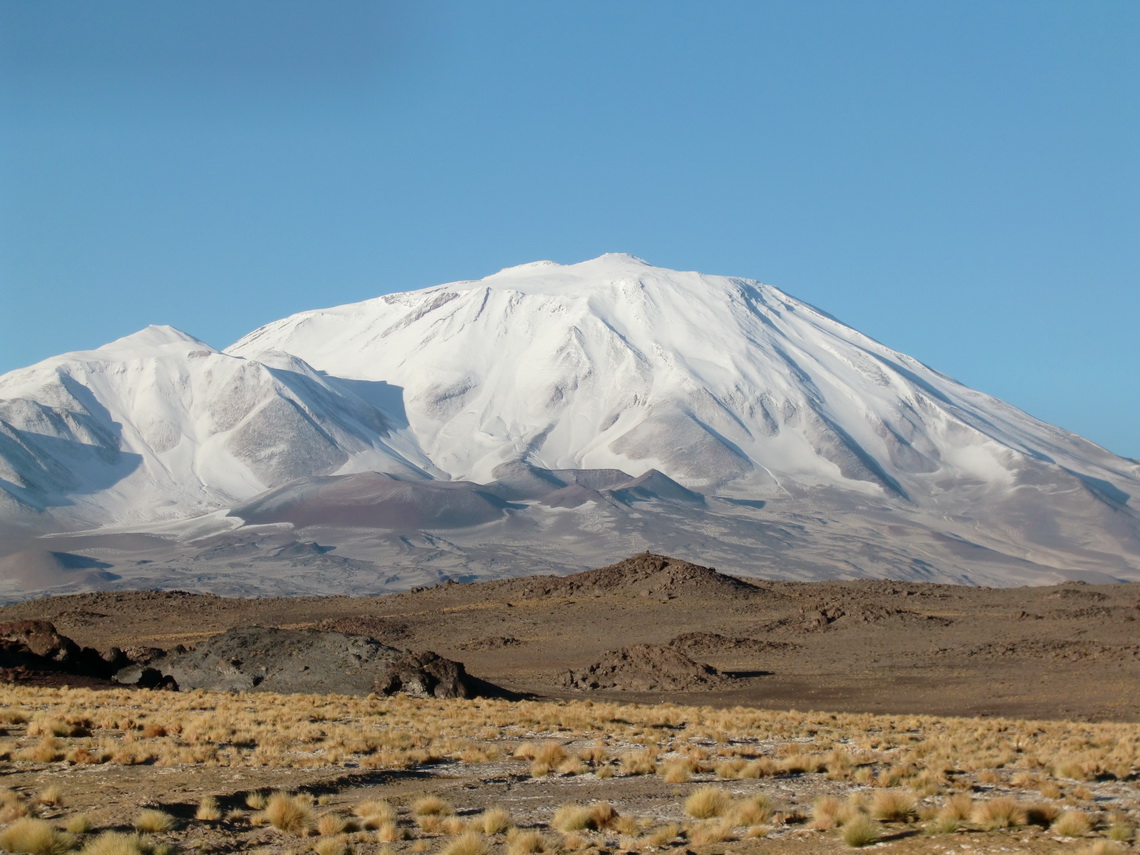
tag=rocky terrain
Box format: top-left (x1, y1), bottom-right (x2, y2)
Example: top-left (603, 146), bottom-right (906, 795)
top-left (0, 554), bottom-right (1138, 855)
top-left (2, 553), bottom-right (1138, 722)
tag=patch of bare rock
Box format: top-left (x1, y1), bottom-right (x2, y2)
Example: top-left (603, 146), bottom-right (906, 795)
top-left (518, 552), bottom-right (760, 600)
top-left (115, 625), bottom-right (506, 699)
top-left (562, 642), bottom-right (730, 692)
top-left (668, 631), bottom-right (800, 656)
top-left (0, 619), bottom-right (160, 688)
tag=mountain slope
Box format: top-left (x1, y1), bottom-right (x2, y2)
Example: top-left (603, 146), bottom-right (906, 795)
top-left (228, 255), bottom-right (1138, 509)
top-left (0, 326), bottom-right (436, 529)
top-left (1, 255), bottom-right (1138, 595)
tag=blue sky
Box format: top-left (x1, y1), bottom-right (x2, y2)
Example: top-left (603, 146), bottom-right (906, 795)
top-left (2, 1), bottom-right (1137, 457)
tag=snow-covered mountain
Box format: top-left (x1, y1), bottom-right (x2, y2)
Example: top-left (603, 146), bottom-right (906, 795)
top-left (229, 254), bottom-right (1137, 508)
top-left (1, 254), bottom-right (1138, 595)
top-left (0, 325), bottom-right (436, 529)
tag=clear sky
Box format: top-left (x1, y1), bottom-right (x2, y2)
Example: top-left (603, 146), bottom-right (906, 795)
top-left (2, 1), bottom-right (1137, 458)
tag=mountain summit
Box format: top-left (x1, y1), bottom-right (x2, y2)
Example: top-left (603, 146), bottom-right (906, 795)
top-left (229, 254), bottom-right (1133, 503)
top-left (2, 256), bottom-right (1138, 595)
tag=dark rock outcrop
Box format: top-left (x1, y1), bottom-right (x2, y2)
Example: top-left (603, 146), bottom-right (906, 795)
top-left (0, 620), bottom-right (171, 689)
top-left (376, 650), bottom-right (473, 698)
top-left (669, 631), bottom-right (800, 656)
top-left (0, 620), bottom-right (122, 683)
top-left (525, 553), bottom-right (760, 601)
top-left (116, 625), bottom-right (502, 698)
top-left (562, 643), bottom-right (730, 692)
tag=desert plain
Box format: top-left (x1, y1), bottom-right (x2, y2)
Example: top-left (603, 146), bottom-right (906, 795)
top-left (0, 554), bottom-right (1137, 855)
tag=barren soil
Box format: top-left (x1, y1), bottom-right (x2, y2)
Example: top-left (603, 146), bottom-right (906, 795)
top-left (2, 555), bottom-right (1139, 855)
top-left (2, 553), bottom-right (1138, 722)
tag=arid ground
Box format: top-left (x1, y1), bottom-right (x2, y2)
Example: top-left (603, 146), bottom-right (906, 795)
top-left (0, 555), bottom-right (1138, 855)
top-left (2, 554), bottom-right (1138, 721)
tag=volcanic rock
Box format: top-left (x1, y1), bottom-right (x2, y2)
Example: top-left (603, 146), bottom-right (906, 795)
top-left (553, 553), bottom-right (758, 600)
top-left (562, 643), bottom-right (730, 692)
top-left (668, 631), bottom-right (800, 657)
top-left (115, 625), bottom-right (500, 698)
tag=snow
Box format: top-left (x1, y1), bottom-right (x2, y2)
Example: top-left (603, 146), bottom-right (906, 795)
top-left (226, 254), bottom-right (1137, 501)
top-left (1, 254), bottom-right (1138, 587)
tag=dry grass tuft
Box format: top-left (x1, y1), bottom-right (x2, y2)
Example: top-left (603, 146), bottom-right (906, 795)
top-left (925, 811), bottom-right (961, 835)
top-left (686, 820), bottom-right (735, 846)
top-left (134, 808), bottom-right (175, 833)
top-left (1107, 821), bottom-right (1134, 843)
top-left (265, 792), bottom-right (314, 835)
top-left (77, 831), bottom-right (148, 855)
top-left (506, 829), bottom-right (551, 855)
top-left (587, 802), bottom-right (619, 830)
top-left (683, 786), bottom-right (731, 819)
top-left (1074, 843), bottom-right (1124, 855)
top-left (660, 760), bottom-right (691, 783)
top-left (441, 816), bottom-right (466, 836)
top-left (311, 836), bottom-right (348, 855)
top-left (869, 788), bottom-right (916, 822)
top-left (811, 796), bottom-right (843, 831)
top-left (64, 815), bottom-right (93, 835)
top-left (618, 749), bottom-right (657, 776)
top-left (970, 796), bottom-right (1025, 830)
top-left (376, 821), bottom-right (407, 843)
top-left (0, 817), bottom-right (75, 855)
top-left (479, 807), bottom-right (512, 834)
top-left (1052, 810), bottom-right (1094, 838)
top-left (730, 794), bottom-right (772, 826)
top-left (641, 823), bottom-right (680, 848)
top-left (316, 813), bottom-right (349, 836)
top-left (355, 799), bottom-right (397, 828)
top-left (551, 804), bottom-right (593, 833)
top-left (35, 786), bottom-right (64, 807)
top-left (839, 812), bottom-right (880, 848)
top-left (195, 796), bottom-right (222, 822)
top-left (440, 830), bottom-right (491, 855)
top-left (246, 791), bottom-right (268, 811)
top-left (412, 796), bottom-right (454, 818)
top-left (559, 832), bottom-right (588, 851)
top-left (525, 742), bottom-right (568, 776)
top-left (941, 793), bottom-right (973, 821)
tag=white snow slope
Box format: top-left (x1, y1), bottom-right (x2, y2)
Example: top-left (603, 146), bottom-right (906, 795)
top-left (229, 255), bottom-right (1138, 506)
top-left (0, 326), bottom-right (436, 528)
top-left (2, 254), bottom-right (1139, 591)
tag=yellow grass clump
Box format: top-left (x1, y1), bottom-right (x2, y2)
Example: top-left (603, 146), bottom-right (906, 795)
top-left (478, 807), bottom-right (512, 834)
top-left (440, 830), bottom-right (491, 855)
top-left (1052, 810), bottom-right (1094, 838)
top-left (551, 804), bottom-right (593, 832)
top-left (0, 817), bottom-right (75, 855)
top-left (869, 788), bottom-right (916, 821)
top-left (684, 786), bottom-right (731, 819)
top-left (971, 796), bottom-right (1026, 830)
top-left (506, 829), bottom-right (551, 855)
top-left (264, 792), bottom-right (314, 835)
top-left (840, 812), bottom-right (880, 848)
top-left (412, 795), bottom-right (454, 817)
top-left (77, 832), bottom-right (148, 855)
top-left (133, 809), bottom-right (175, 833)
top-left (195, 796), bottom-right (222, 821)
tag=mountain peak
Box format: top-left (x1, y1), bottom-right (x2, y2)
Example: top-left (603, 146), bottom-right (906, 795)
top-left (3, 257), bottom-right (1140, 590)
top-left (495, 254), bottom-right (650, 277)
top-left (99, 325), bottom-right (214, 353)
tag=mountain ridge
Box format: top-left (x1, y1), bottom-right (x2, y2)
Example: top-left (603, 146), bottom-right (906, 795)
top-left (1, 255), bottom-right (1137, 597)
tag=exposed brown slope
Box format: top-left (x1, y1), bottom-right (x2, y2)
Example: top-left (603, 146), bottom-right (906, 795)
top-left (1, 553), bottom-right (1138, 721)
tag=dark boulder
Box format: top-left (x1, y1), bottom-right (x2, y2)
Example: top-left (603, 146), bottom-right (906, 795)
top-left (562, 643), bottom-right (731, 692)
top-left (117, 625), bottom-right (504, 699)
